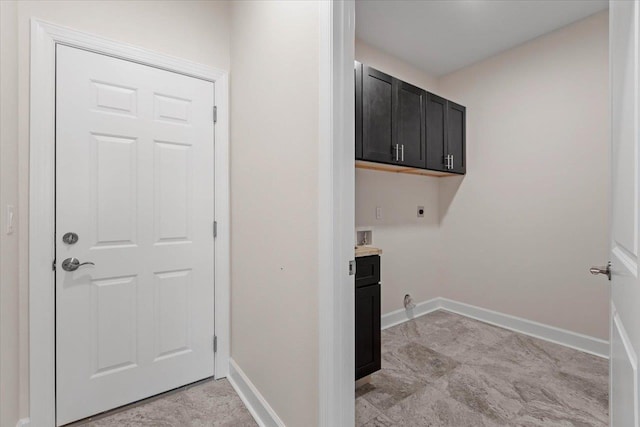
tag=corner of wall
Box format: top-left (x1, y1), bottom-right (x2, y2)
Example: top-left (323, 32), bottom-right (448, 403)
top-left (227, 359), bottom-right (285, 427)
top-left (0, 1), bottom-right (22, 426)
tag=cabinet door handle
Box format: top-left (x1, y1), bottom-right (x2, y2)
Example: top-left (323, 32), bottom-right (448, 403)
top-left (450, 154), bottom-right (454, 169)
top-left (445, 154), bottom-right (450, 169)
top-left (395, 144), bottom-right (399, 162)
top-left (401, 145), bottom-right (404, 162)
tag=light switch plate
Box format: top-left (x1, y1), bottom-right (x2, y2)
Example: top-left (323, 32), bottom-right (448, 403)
top-left (376, 207), bottom-right (382, 220)
top-left (6, 205), bottom-right (15, 235)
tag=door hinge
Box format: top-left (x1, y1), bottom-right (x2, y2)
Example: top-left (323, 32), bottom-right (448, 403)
top-left (213, 336), bottom-right (218, 353)
top-left (52, 259), bottom-right (56, 271)
top-left (213, 221), bottom-right (217, 238)
top-left (213, 106), bottom-right (217, 123)
top-left (349, 259), bottom-right (356, 276)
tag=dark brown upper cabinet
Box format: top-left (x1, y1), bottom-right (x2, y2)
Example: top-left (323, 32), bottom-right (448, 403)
top-left (359, 63), bottom-right (394, 163)
top-left (356, 61), bottom-right (466, 176)
top-left (446, 101), bottom-right (466, 174)
top-left (426, 92), bottom-right (448, 172)
top-left (355, 62), bottom-right (426, 168)
top-left (425, 93), bottom-right (466, 174)
top-left (394, 80), bottom-right (426, 168)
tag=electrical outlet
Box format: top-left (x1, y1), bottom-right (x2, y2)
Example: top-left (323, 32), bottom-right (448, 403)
top-left (376, 207), bottom-right (382, 220)
top-left (417, 206), bottom-right (424, 218)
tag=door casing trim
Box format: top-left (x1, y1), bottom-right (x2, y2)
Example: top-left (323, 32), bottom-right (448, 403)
top-left (29, 19), bottom-right (230, 427)
top-left (318, 1), bottom-right (356, 426)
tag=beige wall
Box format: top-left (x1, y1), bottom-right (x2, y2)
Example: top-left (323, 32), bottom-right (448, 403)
top-left (356, 11), bottom-right (610, 340)
top-left (0, 1), bottom-right (20, 426)
top-left (229, 2), bottom-right (319, 426)
top-left (0, 1), bottom-right (231, 424)
top-left (0, 3), bottom-right (610, 426)
top-left (438, 11), bottom-right (609, 339)
top-left (355, 40), bottom-right (445, 314)
top-left (355, 168), bottom-right (443, 314)
top-left (356, 39), bottom-right (439, 91)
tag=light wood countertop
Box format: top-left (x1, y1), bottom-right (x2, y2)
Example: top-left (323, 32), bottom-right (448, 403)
top-left (355, 246), bottom-right (382, 257)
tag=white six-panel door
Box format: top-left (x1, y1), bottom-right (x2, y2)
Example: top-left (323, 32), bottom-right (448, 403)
top-left (610, 1), bottom-right (640, 425)
top-left (55, 45), bottom-right (215, 425)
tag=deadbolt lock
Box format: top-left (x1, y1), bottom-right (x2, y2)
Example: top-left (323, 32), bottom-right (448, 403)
top-left (62, 232), bottom-right (79, 245)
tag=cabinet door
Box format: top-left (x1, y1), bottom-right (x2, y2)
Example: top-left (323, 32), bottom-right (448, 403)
top-left (447, 101), bottom-right (466, 174)
top-left (356, 255), bottom-right (380, 288)
top-left (355, 283), bottom-right (381, 380)
top-left (362, 66), bottom-right (394, 163)
top-left (426, 92), bottom-right (448, 172)
top-left (394, 80), bottom-right (426, 168)
top-left (355, 61), bottom-right (363, 160)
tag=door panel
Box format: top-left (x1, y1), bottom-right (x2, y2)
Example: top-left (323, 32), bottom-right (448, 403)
top-left (55, 45), bottom-right (215, 425)
top-left (94, 133), bottom-right (138, 245)
top-left (394, 80), bottom-right (426, 168)
top-left (154, 141), bottom-right (192, 242)
top-left (610, 0), bottom-right (640, 424)
top-left (154, 270), bottom-right (192, 359)
top-left (426, 93), bottom-right (447, 172)
top-left (91, 275), bottom-right (138, 377)
top-left (447, 101), bottom-right (466, 174)
top-left (611, 312), bottom-right (638, 427)
top-left (362, 66), bottom-right (394, 163)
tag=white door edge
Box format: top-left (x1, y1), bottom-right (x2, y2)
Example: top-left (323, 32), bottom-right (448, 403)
top-left (318, 1), bottom-right (357, 426)
top-left (28, 19), bottom-right (230, 427)
top-left (611, 303), bottom-right (639, 425)
top-left (610, 0), bottom-right (640, 423)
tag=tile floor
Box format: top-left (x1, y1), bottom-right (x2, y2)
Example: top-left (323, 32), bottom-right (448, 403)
top-left (69, 378), bottom-right (257, 427)
top-left (67, 310), bottom-right (608, 426)
top-left (356, 310), bottom-right (609, 426)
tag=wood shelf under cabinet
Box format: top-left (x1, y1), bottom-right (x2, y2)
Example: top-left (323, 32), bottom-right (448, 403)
top-left (356, 160), bottom-right (459, 178)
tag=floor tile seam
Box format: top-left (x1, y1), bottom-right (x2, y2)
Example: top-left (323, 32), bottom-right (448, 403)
top-left (369, 386), bottom-right (432, 425)
top-left (516, 400), bottom-right (609, 426)
top-left (360, 380), bottom-right (432, 421)
top-left (355, 398), bottom-right (391, 427)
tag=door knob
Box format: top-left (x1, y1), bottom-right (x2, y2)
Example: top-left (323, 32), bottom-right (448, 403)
top-left (590, 262), bottom-right (611, 280)
top-left (61, 257), bottom-right (95, 272)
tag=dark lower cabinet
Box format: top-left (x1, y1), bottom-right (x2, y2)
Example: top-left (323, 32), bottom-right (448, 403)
top-left (355, 283), bottom-right (381, 380)
top-left (355, 255), bottom-right (381, 380)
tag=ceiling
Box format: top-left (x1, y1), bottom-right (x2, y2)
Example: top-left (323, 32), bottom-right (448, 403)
top-left (355, 0), bottom-right (608, 77)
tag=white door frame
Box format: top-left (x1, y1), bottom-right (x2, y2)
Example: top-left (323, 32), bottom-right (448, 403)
top-left (29, 19), bottom-right (230, 427)
top-left (318, 1), bottom-right (356, 426)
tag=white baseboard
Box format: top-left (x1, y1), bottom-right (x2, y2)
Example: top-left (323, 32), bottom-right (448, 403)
top-left (227, 359), bottom-right (285, 427)
top-left (16, 418), bottom-right (30, 427)
top-left (380, 297), bottom-right (609, 359)
top-left (381, 297), bottom-right (440, 330)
